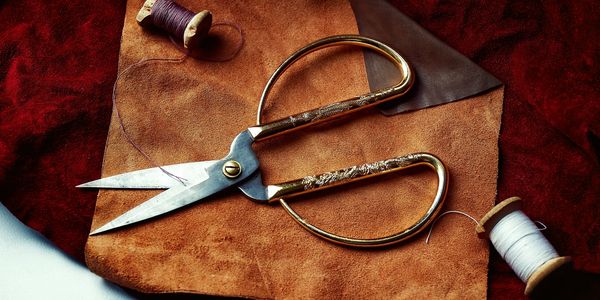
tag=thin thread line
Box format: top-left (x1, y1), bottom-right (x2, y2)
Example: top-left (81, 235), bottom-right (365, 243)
top-left (425, 210), bottom-right (480, 244)
top-left (112, 55), bottom-right (190, 185)
top-left (113, 0), bottom-right (244, 184)
top-left (534, 221), bottom-right (547, 230)
top-left (150, 0), bottom-right (245, 61)
top-left (167, 21), bottom-right (245, 62)
top-left (112, 23), bottom-right (244, 183)
top-left (200, 21), bottom-right (245, 62)
top-left (425, 208), bottom-right (557, 283)
top-left (425, 210), bottom-right (548, 244)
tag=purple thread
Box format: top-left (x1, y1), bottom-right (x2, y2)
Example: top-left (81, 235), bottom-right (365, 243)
top-left (201, 21), bottom-right (245, 62)
top-left (152, 0), bottom-right (196, 40)
top-left (150, 0), bottom-right (245, 60)
top-left (112, 55), bottom-right (189, 185)
top-left (110, 1), bottom-right (245, 183)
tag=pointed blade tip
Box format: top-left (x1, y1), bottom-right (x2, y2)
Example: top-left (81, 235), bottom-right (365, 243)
top-left (89, 223), bottom-right (114, 236)
top-left (89, 228), bottom-right (104, 236)
top-left (77, 180), bottom-right (101, 189)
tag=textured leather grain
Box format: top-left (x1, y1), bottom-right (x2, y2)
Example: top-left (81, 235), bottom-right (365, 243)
top-left (85, 0), bottom-right (504, 298)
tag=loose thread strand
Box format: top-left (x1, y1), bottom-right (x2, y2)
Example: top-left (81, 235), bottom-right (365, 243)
top-left (201, 21), bottom-right (245, 62)
top-left (425, 210), bottom-right (480, 244)
top-left (115, 0), bottom-right (244, 184)
top-left (425, 210), bottom-right (549, 244)
top-left (425, 206), bottom-right (560, 286)
top-left (534, 221), bottom-right (548, 230)
top-left (167, 21), bottom-right (245, 62)
top-left (112, 55), bottom-right (190, 185)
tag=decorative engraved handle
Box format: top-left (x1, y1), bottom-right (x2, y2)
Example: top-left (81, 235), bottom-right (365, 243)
top-left (248, 35), bottom-right (414, 141)
top-left (271, 152), bottom-right (449, 247)
top-left (265, 153), bottom-right (438, 201)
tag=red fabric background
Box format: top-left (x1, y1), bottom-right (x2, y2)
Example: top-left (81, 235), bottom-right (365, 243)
top-left (389, 1), bottom-right (600, 298)
top-left (0, 0), bottom-right (597, 298)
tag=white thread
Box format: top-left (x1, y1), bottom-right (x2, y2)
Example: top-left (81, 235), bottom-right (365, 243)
top-left (489, 210), bottom-right (558, 282)
top-left (425, 210), bottom-right (480, 244)
top-left (534, 221), bottom-right (548, 231)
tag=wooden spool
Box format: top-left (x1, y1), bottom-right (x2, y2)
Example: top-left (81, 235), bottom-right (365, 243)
top-left (136, 0), bottom-right (212, 49)
top-left (476, 196), bottom-right (571, 295)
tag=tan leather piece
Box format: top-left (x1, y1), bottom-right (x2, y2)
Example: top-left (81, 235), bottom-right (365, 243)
top-left (85, 0), bottom-right (504, 298)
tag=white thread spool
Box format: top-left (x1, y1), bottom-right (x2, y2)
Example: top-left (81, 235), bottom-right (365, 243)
top-left (476, 197), bottom-right (571, 295)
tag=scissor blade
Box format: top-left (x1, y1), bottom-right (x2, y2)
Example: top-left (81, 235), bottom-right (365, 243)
top-left (90, 130), bottom-right (261, 235)
top-left (90, 164), bottom-right (228, 235)
top-left (77, 161), bottom-right (218, 189)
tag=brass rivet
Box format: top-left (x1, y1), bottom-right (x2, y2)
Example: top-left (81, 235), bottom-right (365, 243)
top-left (222, 160), bottom-right (242, 178)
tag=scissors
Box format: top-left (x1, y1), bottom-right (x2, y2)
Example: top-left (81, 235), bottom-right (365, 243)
top-left (79, 35), bottom-right (448, 247)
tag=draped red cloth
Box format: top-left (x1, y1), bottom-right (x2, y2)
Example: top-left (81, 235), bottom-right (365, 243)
top-left (0, 1), bottom-right (597, 298)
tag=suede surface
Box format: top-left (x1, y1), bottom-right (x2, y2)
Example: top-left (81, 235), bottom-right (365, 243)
top-left (0, 0), bottom-right (598, 299)
top-left (84, 0), bottom-right (502, 298)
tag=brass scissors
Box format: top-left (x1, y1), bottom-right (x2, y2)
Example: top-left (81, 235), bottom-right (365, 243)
top-left (79, 35), bottom-right (448, 247)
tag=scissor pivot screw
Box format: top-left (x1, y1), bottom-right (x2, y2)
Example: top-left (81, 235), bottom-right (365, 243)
top-left (223, 160), bottom-right (242, 178)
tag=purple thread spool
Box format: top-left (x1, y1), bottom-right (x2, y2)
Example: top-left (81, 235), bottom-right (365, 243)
top-left (136, 0), bottom-right (212, 49)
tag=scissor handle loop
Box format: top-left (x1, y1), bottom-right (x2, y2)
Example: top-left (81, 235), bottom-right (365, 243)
top-left (278, 153), bottom-right (448, 247)
top-left (279, 153), bottom-right (448, 248)
top-left (255, 34), bottom-right (413, 127)
top-left (254, 35), bottom-right (445, 247)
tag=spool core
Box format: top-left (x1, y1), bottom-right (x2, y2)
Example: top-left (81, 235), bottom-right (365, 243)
top-left (477, 197), bottom-right (571, 295)
top-left (136, 0), bottom-right (212, 49)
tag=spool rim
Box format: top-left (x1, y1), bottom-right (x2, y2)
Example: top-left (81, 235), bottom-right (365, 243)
top-left (136, 0), bottom-right (156, 26)
top-left (183, 10), bottom-right (212, 49)
top-left (476, 196), bottom-right (522, 239)
top-left (524, 256), bottom-right (571, 295)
